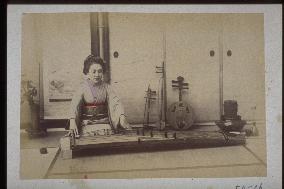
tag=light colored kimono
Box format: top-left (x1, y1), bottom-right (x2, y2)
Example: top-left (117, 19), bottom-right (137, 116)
top-left (69, 79), bottom-right (126, 133)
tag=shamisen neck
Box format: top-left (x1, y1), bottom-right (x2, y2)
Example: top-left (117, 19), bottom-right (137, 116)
top-left (179, 88), bottom-right (183, 102)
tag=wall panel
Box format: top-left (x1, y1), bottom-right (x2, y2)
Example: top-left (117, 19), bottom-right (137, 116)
top-left (222, 14), bottom-right (265, 121)
top-left (109, 13), bottom-right (164, 123)
top-left (165, 14), bottom-right (221, 121)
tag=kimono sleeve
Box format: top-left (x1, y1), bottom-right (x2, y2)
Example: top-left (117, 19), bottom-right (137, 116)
top-left (106, 84), bottom-right (127, 129)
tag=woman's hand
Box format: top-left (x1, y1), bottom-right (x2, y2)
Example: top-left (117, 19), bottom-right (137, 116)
top-left (119, 115), bottom-right (132, 130)
top-left (66, 119), bottom-right (80, 138)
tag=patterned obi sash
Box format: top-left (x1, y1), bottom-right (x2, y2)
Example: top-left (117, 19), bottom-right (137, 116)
top-left (82, 102), bottom-right (108, 120)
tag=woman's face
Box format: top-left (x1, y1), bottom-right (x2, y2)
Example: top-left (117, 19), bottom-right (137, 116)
top-left (87, 63), bottom-right (103, 84)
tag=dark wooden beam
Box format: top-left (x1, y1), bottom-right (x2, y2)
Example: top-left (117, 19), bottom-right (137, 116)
top-left (90, 12), bottom-right (110, 83)
top-left (90, 13), bottom-right (100, 57)
top-left (102, 12), bottom-right (110, 83)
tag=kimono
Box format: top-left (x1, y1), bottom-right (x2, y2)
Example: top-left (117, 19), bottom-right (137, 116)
top-left (69, 79), bottom-right (126, 135)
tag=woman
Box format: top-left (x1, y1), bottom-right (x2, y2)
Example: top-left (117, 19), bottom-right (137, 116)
top-left (68, 55), bottom-right (131, 137)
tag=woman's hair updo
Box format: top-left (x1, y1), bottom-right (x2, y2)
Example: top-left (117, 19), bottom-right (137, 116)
top-left (83, 55), bottom-right (105, 75)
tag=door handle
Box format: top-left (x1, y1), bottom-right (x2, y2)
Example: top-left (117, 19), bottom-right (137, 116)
top-left (210, 50), bottom-right (215, 57)
top-left (227, 50), bottom-right (232, 57)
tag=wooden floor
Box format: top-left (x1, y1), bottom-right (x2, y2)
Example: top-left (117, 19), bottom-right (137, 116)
top-left (20, 124), bottom-right (267, 179)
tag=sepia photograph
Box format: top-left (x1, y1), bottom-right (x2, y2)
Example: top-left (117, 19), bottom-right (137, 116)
top-left (19, 12), bottom-right (268, 179)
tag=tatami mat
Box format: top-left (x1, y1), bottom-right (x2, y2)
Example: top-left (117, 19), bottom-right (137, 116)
top-left (47, 164), bottom-right (266, 179)
top-left (20, 122), bottom-right (267, 179)
top-left (21, 131), bottom-right (66, 149)
top-left (20, 147), bottom-right (60, 179)
top-left (49, 145), bottom-right (262, 178)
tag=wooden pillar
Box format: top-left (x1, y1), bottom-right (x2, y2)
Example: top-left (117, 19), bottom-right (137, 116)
top-left (90, 12), bottom-right (110, 83)
top-left (90, 13), bottom-right (100, 57)
top-left (218, 17), bottom-right (224, 118)
top-left (102, 13), bottom-right (110, 83)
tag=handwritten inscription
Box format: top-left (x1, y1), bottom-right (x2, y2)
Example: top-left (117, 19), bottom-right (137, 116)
top-left (235, 183), bottom-right (262, 189)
